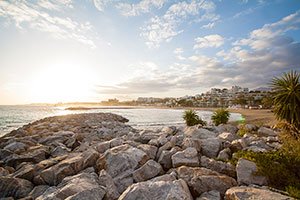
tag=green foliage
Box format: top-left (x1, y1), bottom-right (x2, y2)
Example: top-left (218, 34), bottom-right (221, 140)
top-left (271, 70), bottom-right (300, 133)
top-left (232, 132), bottom-right (300, 198)
top-left (237, 124), bottom-right (247, 137)
top-left (183, 110), bottom-right (207, 126)
top-left (211, 108), bottom-right (230, 126)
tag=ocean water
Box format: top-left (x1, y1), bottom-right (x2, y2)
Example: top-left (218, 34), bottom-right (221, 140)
top-left (0, 105), bottom-right (243, 137)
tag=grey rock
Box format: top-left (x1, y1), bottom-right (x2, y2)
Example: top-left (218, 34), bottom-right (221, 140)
top-left (37, 172), bottom-right (105, 200)
top-left (257, 127), bottom-right (277, 137)
top-left (200, 156), bottom-right (236, 178)
top-left (156, 141), bottom-right (174, 160)
top-left (119, 179), bottom-right (193, 200)
top-left (172, 147), bottom-right (200, 168)
top-left (4, 142), bottom-right (27, 154)
top-left (197, 190), bottom-right (221, 200)
top-left (133, 160), bottom-right (162, 182)
top-left (236, 158), bottom-right (268, 186)
top-left (137, 144), bottom-right (158, 160)
top-left (225, 186), bottom-right (294, 200)
top-left (38, 149), bottom-right (99, 185)
top-left (218, 132), bottom-right (239, 142)
top-left (216, 124), bottom-right (238, 134)
top-left (0, 177), bottom-right (34, 199)
top-left (96, 144), bottom-right (149, 194)
top-left (158, 147), bottom-right (181, 171)
top-left (29, 185), bottom-right (50, 199)
top-left (217, 148), bottom-right (232, 161)
top-left (200, 138), bottom-right (222, 158)
top-left (176, 166), bottom-right (237, 197)
top-left (99, 169), bottom-right (120, 200)
top-left (182, 138), bottom-right (202, 152)
top-left (96, 141), bottom-right (111, 153)
top-left (184, 127), bottom-right (218, 139)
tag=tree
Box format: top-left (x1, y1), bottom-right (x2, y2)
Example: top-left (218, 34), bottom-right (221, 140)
top-left (183, 110), bottom-right (207, 126)
top-left (271, 71), bottom-right (300, 134)
top-left (211, 108), bottom-right (230, 126)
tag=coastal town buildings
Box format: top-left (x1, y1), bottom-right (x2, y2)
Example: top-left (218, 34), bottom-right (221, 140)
top-left (135, 86), bottom-right (271, 109)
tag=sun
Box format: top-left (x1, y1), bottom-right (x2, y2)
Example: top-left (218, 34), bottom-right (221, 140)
top-left (29, 62), bottom-right (96, 103)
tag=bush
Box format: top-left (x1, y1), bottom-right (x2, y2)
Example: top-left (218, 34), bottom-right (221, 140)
top-left (183, 110), bottom-right (207, 126)
top-left (232, 131), bottom-right (300, 199)
top-left (211, 108), bottom-right (230, 126)
top-left (271, 70), bottom-right (300, 135)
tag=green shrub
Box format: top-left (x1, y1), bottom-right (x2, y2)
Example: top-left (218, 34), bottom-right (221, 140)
top-left (232, 132), bottom-right (300, 198)
top-left (183, 110), bottom-right (207, 126)
top-left (211, 108), bottom-right (230, 126)
top-left (237, 124), bottom-right (247, 137)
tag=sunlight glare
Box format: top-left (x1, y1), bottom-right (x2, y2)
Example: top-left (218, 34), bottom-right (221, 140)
top-left (29, 62), bottom-right (96, 103)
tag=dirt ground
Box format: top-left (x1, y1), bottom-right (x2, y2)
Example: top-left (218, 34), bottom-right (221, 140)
top-left (228, 108), bottom-right (277, 126)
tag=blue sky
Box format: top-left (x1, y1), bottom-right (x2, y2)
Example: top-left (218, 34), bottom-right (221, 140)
top-left (0, 0), bottom-right (300, 104)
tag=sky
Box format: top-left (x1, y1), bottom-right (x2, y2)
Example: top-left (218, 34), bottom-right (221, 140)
top-left (0, 0), bottom-right (300, 105)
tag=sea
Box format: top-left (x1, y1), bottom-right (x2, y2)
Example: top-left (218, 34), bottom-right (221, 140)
top-left (0, 105), bottom-right (243, 137)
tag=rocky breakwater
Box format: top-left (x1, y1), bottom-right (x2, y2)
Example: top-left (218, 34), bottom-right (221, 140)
top-left (0, 113), bottom-right (294, 199)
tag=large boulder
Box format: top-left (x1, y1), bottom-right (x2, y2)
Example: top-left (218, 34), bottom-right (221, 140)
top-left (99, 169), bottom-right (120, 200)
top-left (0, 177), bottom-right (34, 199)
top-left (184, 127), bottom-right (218, 139)
top-left (133, 160), bottom-right (162, 182)
top-left (36, 149), bottom-right (99, 185)
top-left (236, 158), bottom-right (268, 186)
top-left (197, 190), bottom-right (221, 200)
top-left (200, 138), bottom-right (222, 158)
top-left (36, 172), bottom-right (105, 200)
top-left (200, 156), bottom-right (236, 178)
top-left (216, 124), bottom-right (238, 134)
top-left (96, 144), bottom-right (149, 194)
top-left (182, 138), bottom-right (202, 152)
top-left (137, 144), bottom-right (158, 160)
top-left (218, 132), bottom-right (239, 142)
top-left (225, 186), bottom-right (294, 200)
top-left (119, 179), bottom-right (193, 200)
top-left (176, 166), bottom-right (237, 197)
top-left (257, 127), bottom-right (277, 137)
top-left (172, 147), bottom-right (200, 168)
top-left (3, 141), bottom-right (28, 154)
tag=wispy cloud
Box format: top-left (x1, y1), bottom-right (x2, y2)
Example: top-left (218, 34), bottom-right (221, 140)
top-left (93, 0), bottom-right (114, 11)
top-left (116, 0), bottom-right (167, 16)
top-left (174, 47), bottom-right (186, 60)
top-left (194, 34), bottom-right (224, 49)
top-left (201, 22), bottom-right (215, 29)
top-left (0, 1), bottom-right (97, 48)
top-left (141, 0), bottom-right (219, 48)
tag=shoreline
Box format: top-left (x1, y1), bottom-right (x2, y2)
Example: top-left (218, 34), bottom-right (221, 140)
top-left (64, 105), bottom-right (276, 126)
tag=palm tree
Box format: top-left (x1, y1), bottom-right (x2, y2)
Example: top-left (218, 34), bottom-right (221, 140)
top-left (271, 71), bottom-right (300, 133)
top-left (183, 110), bottom-right (207, 126)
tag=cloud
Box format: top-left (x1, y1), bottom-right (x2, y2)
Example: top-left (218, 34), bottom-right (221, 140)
top-left (0, 1), bottom-right (97, 48)
top-left (194, 34), bottom-right (224, 49)
top-left (37, 0), bottom-right (73, 11)
top-left (93, 0), bottom-right (113, 11)
top-left (201, 22), bottom-right (215, 29)
top-left (98, 11), bottom-right (300, 96)
top-left (141, 0), bottom-right (219, 48)
top-left (173, 47), bottom-right (186, 60)
top-left (116, 0), bottom-right (167, 16)
top-left (234, 10), bottom-right (300, 50)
